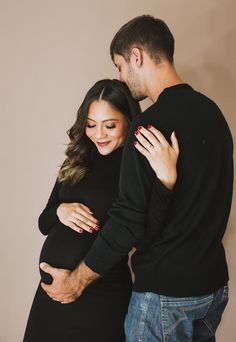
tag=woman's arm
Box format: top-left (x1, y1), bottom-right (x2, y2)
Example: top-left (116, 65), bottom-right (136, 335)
top-left (38, 179), bottom-right (100, 235)
top-left (38, 179), bottom-right (61, 235)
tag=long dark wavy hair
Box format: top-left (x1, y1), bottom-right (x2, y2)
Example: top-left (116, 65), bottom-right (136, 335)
top-left (58, 79), bottom-right (141, 184)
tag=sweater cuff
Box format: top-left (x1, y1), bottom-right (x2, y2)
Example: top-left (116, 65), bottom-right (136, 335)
top-left (84, 235), bottom-right (124, 275)
top-left (153, 177), bottom-right (175, 197)
top-left (50, 203), bottom-right (60, 223)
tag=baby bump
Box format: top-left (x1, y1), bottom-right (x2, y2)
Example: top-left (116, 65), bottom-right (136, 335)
top-left (39, 223), bottom-right (96, 284)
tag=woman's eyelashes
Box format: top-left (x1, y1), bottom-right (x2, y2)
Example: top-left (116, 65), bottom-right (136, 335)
top-left (86, 124), bottom-right (116, 129)
top-left (86, 124), bottom-right (96, 128)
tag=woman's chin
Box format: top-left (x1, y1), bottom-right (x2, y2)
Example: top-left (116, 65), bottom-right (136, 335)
top-left (96, 144), bottom-right (114, 155)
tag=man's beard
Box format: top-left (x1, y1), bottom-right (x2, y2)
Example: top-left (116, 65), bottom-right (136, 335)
top-left (126, 69), bottom-right (147, 102)
top-left (132, 93), bottom-right (147, 101)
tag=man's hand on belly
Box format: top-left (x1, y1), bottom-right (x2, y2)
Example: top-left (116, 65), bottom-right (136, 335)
top-left (40, 261), bottom-right (100, 304)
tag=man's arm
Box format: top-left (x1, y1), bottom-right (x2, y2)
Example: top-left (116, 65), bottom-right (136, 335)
top-left (84, 125), bottom-right (179, 274)
top-left (41, 121), bottom-right (179, 303)
top-left (41, 118), bottom-right (154, 301)
top-left (83, 121), bottom-right (159, 274)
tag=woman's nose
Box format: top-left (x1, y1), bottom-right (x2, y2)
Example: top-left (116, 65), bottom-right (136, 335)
top-left (95, 126), bottom-right (106, 139)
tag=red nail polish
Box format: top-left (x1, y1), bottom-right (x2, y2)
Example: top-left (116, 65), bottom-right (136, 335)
top-left (147, 125), bottom-right (152, 129)
top-left (134, 131), bottom-right (139, 135)
top-left (95, 225), bottom-right (100, 231)
top-left (134, 141), bottom-right (137, 145)
top-left (79, 229), bottom-right (83, 234)
top-left (173, 131), bottom-right (176, 137)
top-left (137, 126), bottom-right (142, 130)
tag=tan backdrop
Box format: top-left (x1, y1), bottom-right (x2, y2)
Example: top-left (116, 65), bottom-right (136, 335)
top-left (0, 0), bottom-right (235, 341)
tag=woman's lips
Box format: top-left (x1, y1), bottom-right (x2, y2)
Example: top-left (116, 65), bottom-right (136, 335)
top-left (97, 141), bottom-right (111, 147)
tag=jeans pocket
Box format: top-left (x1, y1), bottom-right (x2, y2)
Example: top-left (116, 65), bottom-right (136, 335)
top-left (161, 306), bottom-right (187, 336)
top-left (160, 295), bottom-right (213, 338)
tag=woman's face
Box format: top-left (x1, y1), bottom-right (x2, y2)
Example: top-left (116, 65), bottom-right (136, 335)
top-left (85, 100), bottom-right (129, 155)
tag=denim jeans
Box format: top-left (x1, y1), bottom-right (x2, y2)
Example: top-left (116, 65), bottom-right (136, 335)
top-left (125, 285), bottom-right (228, 342)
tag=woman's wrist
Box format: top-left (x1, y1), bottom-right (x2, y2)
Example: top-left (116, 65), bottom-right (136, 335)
top-left (157, 172), bottom-right (177, 190)
top-left (56, 203), bottom-right (64, 218)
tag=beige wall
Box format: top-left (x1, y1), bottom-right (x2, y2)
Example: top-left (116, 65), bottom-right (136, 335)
top-left (0, 1), bottom-right (235, 341)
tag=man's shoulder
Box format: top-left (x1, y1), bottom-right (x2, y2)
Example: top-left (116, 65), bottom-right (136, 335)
top-left (132, 86), bottom-right (224, 129)
top-left (190, 88), bottom-right (220, 108)
top-left (135, 102), bottom-right (161, 124)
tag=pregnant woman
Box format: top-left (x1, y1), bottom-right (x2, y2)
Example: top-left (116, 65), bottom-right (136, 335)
top-left (23, 79), bottom-right (179, 341)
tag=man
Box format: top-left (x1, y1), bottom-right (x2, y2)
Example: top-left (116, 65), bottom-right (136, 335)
top-left (41, 15), bottom-right (233, 341)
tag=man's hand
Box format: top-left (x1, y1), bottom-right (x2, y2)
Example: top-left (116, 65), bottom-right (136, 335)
top-left (40, 261), bottom-right (100, 304)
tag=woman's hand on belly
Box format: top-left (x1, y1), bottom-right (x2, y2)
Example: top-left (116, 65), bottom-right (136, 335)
top-left (56, 202), bottom-right (100, 233)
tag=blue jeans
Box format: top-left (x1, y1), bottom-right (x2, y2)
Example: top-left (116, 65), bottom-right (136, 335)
top-left (125, 285), bottom-right (228, 342)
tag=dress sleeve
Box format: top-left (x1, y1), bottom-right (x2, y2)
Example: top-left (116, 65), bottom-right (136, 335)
top-left (38, 179), bottom-right (61, 235)
top-left (84, 118), bottom-right (174, 274)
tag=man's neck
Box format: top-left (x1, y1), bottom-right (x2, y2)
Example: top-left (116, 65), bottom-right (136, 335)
top-left (145, 62), bottom-right (184, 102)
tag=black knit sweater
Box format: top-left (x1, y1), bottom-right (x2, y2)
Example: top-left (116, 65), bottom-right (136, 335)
top-left (85, 84), bottom-right (234, 297)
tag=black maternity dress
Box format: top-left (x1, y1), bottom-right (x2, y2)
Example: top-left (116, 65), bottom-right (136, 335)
top-left (23, 147), bottom-right (132, 342)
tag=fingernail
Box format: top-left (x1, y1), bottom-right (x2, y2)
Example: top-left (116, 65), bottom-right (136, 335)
top-left (134, 131), bottom-right (139, 135)
top-left (134, 141), bottom-right (137, 146)
top-left (94, 225), bottom-right (100, 231)
top-left (89, 228), bottom-right (94, 233)
top-left (137, 126), bottom-right (142, 130)
top-left (78, 229), bottom-right (84, 234)
top-left (147, 125), bottom-right (152, 129)
top-left (173, 131), bottom-right (176, 137)
top-left (40, 262), bottom-right (46, 269)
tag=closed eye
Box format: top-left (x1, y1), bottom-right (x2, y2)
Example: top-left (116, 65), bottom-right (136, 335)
top-left (86, 124), bottom-right (96, 128)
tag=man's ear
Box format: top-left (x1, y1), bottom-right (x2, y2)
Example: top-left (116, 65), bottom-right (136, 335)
top-left (131, 47), bottom-right (143, 67)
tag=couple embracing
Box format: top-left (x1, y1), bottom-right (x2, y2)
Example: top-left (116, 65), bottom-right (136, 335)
top-left (24, 15), bottom-right (233, 342)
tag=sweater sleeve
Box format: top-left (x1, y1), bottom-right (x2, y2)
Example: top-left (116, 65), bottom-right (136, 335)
top-left (136, 178), bottom-right (174, 251)
top-left (38, 179), bottom-right (61, 235)
top-left (84, 119), bottom-right (173, 274)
